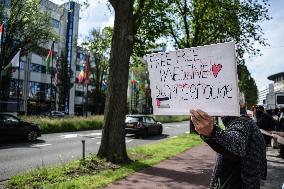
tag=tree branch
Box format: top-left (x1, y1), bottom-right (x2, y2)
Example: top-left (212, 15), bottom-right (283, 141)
top-left (168, 22), bottom-right (182, 49)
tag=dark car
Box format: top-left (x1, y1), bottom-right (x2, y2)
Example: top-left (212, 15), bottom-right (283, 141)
top-left (0, 114), bottom-right (41, 142)
top-left (125, 115), bottom-right (163, 138)
top-left (42, 111), bottom-right (65, 117)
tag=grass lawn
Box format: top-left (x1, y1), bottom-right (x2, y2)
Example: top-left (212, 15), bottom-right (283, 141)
top-left (6, 134), bottom-right (202, 189)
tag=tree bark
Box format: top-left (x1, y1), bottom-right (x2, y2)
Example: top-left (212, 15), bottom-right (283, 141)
top-left (97, 0), bottom-right (134, 163)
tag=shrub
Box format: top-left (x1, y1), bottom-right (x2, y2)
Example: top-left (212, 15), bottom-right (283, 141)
top-left (20, 115), bottom-right (104, 134)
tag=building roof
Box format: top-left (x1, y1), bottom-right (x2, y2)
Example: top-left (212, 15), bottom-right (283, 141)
top-left (267, 72), bottom-right (284, 81)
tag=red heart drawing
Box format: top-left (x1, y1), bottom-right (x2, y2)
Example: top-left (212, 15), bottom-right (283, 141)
top-left (212, 64), bottom-right (223, 78)
top-left (156, 99), bottom-right (160, 107)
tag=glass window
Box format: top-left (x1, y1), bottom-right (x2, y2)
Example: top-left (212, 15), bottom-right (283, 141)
top-left (30, 63), bottom-right (46, 73)
top-left (76, 65), bottom-right (81, 71)
top-left (125, 116), bottom-right (142, 123)
top-left (1, 114), bottom-right (19, 125)
top-left (10, 79), bottom-right (23, 97)
top-left (145, 117), bottom-right (155, 124)
top-left (51, 18), bottom-right (60, 28)
top-left (4, 0), bottom-right (11, 7)
top-left (20, 60), bottom-right (25, 70)
top-left (75, 91), bottom-right (84, 96)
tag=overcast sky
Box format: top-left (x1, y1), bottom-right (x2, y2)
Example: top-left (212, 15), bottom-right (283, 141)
top-left (51, 0), bottom-right (284, 91)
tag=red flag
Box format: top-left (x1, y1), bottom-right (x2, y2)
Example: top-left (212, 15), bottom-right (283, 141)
top-left (85, 52), bottom-right (90, 85)
top-left (77, 70), bottom-right (84, 83)
top-left (0, 24), bottom-right (3, 40)
top-left (45, 49), bottom-right (53, 73)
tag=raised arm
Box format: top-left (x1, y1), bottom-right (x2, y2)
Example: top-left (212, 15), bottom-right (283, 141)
top-left (191, 109), bottom-right (250, 157)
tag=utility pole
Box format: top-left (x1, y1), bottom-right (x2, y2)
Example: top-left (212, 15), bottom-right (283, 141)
top-left (49, 39), bottom-right (55, 117)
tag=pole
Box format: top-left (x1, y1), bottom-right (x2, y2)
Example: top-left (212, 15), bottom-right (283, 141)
top-left (81, 140), bottom-right (85, 161)
top-left (86, 84), bottom-right (88, 117)
top-left (17, 50), bottom-right (21, 113)
top-left (82, 81), bottom-right (84, 116)
top-left (0, 22), bottom-right (5, 101)
top-left (50, 40), bottom-right (55, 117)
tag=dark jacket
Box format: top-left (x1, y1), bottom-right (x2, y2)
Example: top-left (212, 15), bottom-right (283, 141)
top-left (202, 117), bottom-right (266, 189)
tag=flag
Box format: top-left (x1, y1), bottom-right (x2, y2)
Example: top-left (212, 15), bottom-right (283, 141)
top-left (0, 23), bottom-right (3, 45)
top-left (45, 48), bottom-right (53, 73)
top-left (11, 50), bottom-right (20, 67)
top-left (78, 70), bottom-right (84, 83)
top-left (53, 58), bottom-right (60, 86)
top-left (3, 50), bottom-right (21, 74)
top-left (85, 52), bottom-right (90, 85)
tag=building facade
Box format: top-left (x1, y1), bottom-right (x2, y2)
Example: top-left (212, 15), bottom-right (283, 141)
top-left (7, 0), bottom-right (83, 115)
top-left (258, 72), bottom-right (284, 109)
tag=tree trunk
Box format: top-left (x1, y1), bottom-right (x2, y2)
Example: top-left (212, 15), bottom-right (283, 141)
top-left (97, 0), bottom-right (134, 163)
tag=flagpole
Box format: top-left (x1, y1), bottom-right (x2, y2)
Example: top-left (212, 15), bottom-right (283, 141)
top-left (50, 39), bottom-right (55, 117)
top-left (17, 49), bottom-right (21, 113)
top-left (0, 22), bottom-right (4, 100)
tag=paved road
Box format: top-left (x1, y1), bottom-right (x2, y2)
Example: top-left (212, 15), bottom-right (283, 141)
top-left (0, 121), bottom-right (191, 182)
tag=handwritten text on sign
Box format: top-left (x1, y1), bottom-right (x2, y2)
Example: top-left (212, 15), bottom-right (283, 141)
top-left (146, 42), bottom-right (239, 116)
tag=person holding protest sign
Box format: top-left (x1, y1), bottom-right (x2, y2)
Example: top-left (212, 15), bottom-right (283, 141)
top-left (190, 108), bottom-right (266, 189)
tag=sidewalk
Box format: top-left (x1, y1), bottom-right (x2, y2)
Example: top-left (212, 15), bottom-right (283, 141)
top-left (261, 147), bottom-right (284, 189)
top-left (105, 143), bottom-right (215, 189)
top-left (105, 144), bottom-right (284, 189)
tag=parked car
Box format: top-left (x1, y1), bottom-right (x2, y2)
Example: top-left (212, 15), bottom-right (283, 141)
top-left (0, 113), bottom-right (41, 142)
top-left (41, 111), bottom-right (65, 117)
top-left (125, 115), bottom-right (163, 138)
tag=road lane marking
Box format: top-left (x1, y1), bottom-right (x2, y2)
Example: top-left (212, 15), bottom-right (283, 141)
top-left (31, 144), bottom-right (52, 148)
top-left (96, 142), bottom-right (101, 144)
top-left (61, 134), bottom-right (78, 139)
top-left (81, 133), bottom-right (101, 137)
top-left (126, 140), bottom-right (133, 143)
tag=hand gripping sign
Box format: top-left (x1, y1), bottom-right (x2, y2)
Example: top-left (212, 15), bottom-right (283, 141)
top-left (146, 42), bottom-right (240, 116)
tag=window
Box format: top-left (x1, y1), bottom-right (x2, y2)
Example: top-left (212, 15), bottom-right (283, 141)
top-left (145, 117), bottom-right (155, 124)
top-left (125, 116), bottom-right (142, 123)
top-left (75, 91), bottom-right (84, 97)
top-left (51, 18), bottom-right (60, 28)
top-left (76, 65), bottom-right (81, 71)
top-left (29, 81), bottom-right (49, 100)
top-left (10, 79), bottom-right (23, 97)
top-left (30, 63), bottom-right (46, 73)
top-left (0, 115), bottom-right (19, 125)
top-left (4, 0), bottom-right (11, 7)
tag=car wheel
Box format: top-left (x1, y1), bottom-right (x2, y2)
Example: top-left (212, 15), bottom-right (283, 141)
top-left (158, 126), bottom-right (163, 135)
top-left (27, 130), bottom-right (38, 142)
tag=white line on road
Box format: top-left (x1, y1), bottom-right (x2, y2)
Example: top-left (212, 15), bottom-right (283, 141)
top-left (126, 140), bottom-right (133, 143)
top-left (81, 133), bottom-right (102, 137)
top-left (61, 134), bottom-right (78, 139)
top-left (96, 142), bottom-right (101, 145)
top-left (31, 143), bottom-right (52, 148)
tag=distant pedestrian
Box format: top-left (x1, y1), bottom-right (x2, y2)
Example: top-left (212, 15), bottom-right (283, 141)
top-left (190, 108), bottom-right (266, 189)
top-left (254, 105), bottom-right (275, 146)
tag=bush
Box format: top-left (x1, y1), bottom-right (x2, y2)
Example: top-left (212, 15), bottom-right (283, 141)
top-left (154, 115), bottom-right (190, 123)
top-left (19, 115), bottom-right (189, 134)
top-left (20, 115), bottom-right (104, 134)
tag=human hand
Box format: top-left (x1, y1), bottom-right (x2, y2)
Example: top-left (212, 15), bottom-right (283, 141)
top-left (272, 134), bottom-right (279, 140)
top-left (190, 109), bottom-right (214, 137)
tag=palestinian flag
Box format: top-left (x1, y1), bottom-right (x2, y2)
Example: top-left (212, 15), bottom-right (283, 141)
top-left (0, 23), bottom-right (3, 43)
top-left (78, 70), bottom-right (84, 83)
top-left (85, 53), bottom-right (90, 85)
top-left (45, 49), bottom-right (53, 73)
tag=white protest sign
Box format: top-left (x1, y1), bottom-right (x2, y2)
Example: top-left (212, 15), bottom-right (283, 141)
top-left (146, 42), bottom-right (240, 116)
